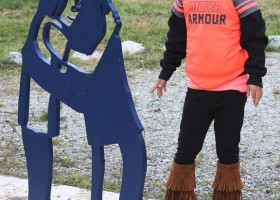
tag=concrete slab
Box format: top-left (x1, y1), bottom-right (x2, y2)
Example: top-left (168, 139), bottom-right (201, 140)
top-left (0, 175), bottom-right (119, 200)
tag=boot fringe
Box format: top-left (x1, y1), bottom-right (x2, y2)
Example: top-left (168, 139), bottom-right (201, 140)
top-left (212, 161), bottom-right (243, 192)
top-left (165, 189), bottom-right (197, 200)
top-left (166, 162), bottom-right (196, 191)
top-left (213, 189), bottom-right (242, 200)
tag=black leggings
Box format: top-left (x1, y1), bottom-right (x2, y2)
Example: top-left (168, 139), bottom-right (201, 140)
top-left (174, 88), bottom-right (247, 165)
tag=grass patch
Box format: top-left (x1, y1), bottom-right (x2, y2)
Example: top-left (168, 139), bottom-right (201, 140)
top-left (0, 0), bottom-right (24, 11)
top-left (266, 43), bottom-right (280, 52)
top-left (240, 166), bottom-right (247, 174)
top-left (199, 193), bottom-right (212, 200)
top-left (195, 152), bottom-right (205, 166)
top-left (53, 172), bottom-right (91, 189)
top-left (0, 139), bottom-right (27, 178)
top-left (0, 0), bottom-right (170, 71)
top-left (53, 138), bottom-right (61, 146)
top-left (54, 155), bottom-right (76, 168)
top-left (104, 181), bottom-right (121, 193)
top-left (258, 0), bottom-right (280, 36)
top-left (0, 58), bottom-right (21, 76)
top-left (272, 88), bottom-right (280, 95)
top-left (39, 110), bottom-right (48, 122)
top-left (0, 0), bottom-right (279, 72)
top-left (53, 171), bottom-right (121, 193)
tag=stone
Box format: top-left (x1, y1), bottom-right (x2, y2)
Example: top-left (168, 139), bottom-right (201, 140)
top-left (72, 50), bottom-right (103, 61)
top-left (5, 52), bottom-right (22, 65)
top-left (122, 40), bottom-right (145, 55)
top-left (0, 175), bottom-right (119, 200)
top-left (268, 35), bottom-right (280, 48)
top-left (71, 40), bottom-right (145, 60)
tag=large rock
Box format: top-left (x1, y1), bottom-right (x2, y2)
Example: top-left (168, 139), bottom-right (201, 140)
top-left (5, 52), bottom-right (22, 65)
top-left (72, 40), bottom-right (145, 61)
top-left (122, 40), bottom-right (145, 55)
top-left (268, 35), bottom-right (280, 48)
top-left (72, 50), bottom-right (103, 61)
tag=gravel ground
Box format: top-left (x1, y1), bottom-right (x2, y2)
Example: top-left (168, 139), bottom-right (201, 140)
top-left (0, 52), bottom-right (279, 200)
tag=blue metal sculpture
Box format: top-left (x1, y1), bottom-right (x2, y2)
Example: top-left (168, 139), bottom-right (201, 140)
top-left (18, 0), bottom-right (147, 199)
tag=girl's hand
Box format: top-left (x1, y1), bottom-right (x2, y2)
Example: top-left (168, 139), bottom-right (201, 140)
top-left (246, 85), bottom-right (263, 107)
top-left (150, 79), bottom-right (167, 98)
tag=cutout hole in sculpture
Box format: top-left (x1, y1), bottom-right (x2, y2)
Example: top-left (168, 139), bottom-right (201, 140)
top-left (36, 5), bottom-right (118, 74)
top-left (48, 24), bottom-right (68, 58)
top-left (104, 144), bottom-right (123, 191)
top-left (37, 17), bottom-right (68, 62)
top-left (37, 17), bottom-right (52, 61)
top-left (63, 0), bottom-right (80, 24)
top-left (68, 14), bottom-right (116, 73)
top-left (52, 105), bottom-right (92, 186)
top-left (60, 64), bottom-right (68, 73)
top-left (27, 78), bottom-right (49, 133)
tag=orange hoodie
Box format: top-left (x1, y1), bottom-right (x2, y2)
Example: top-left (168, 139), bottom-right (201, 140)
top-left (172, 0), bottom-right (259, 90)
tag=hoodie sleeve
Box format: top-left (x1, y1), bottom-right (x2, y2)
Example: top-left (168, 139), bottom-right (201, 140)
top-left (158, 11), bottom-right (186, 81)
top-left (237, 1), bottom-right (268, 87)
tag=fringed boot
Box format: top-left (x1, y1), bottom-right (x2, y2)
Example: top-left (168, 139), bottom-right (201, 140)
top-left (165, 162), bottom-right (197, 200)
top-left (212, 161), bottom-right (244, 200)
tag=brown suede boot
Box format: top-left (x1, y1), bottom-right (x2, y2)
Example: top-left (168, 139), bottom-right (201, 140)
top-left (212, 161), bottom-right (244, 200)
top-left (165, 162), bottom-right (197, 200)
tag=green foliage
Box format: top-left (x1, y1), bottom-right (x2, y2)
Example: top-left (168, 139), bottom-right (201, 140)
top-left (53, 172), bottom-right (91, 189)
top-left (39, 110), bottom-right (48, 122)
top-left (0, 0), bottom-right (24, 11)
top-left (195, 152), bottom-right (205, 166)
top-left (266, 43), bottom-right (280, 52)
top-left (53, 138), bottom-right (62, 146)
top-left (53, 171), bottom-right (121, 192)
top-left (54, 156), bottom-right (76, 168)
top-left (0, 58), bottom-right (21, 76)
top-left (0, 0), bottom-right (171, 71)
top-left (0, 58), bottom-right (20, 70)
top-left (107, 0), bottom-right (171, 68)
top-left (262, 12), bottom-right (280, 36)
top-left (103, 181), bottom-right (121, 193)
top-left (0, 0), bottom-right (279, 72)
top-left (258, 0), bottom-right (280, 36)
top-left (0, 0), bottom-right (38, 10)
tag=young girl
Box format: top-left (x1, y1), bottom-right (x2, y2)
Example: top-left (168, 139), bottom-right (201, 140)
top-left (151, 0), bottom-right (268, 199)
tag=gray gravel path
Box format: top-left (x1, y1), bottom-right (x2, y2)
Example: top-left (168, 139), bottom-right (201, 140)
top-left (0, 52), bottom-right (279, 199)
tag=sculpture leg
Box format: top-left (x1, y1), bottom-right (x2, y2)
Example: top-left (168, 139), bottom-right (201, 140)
top-left (22, 126), bottom-right (53, 200)
top-left (119, 134), bottom-right (147, 200)
top-left (91, 145), bottom-right (105, 200)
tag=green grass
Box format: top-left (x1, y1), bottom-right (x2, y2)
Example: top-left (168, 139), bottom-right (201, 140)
top-left (0, 58), bottom-right (21, 76)
top-left (272, 88), bottom-right (280, 95)
top-left (0, 0), bottom-right (171, 72)
top-left (0, 0), bottom-right (279, 73)
top-left (53, 171), bottom-right (121, 193)
top-left (53, 171), bottom-right (91, 189)
top-left (258, 0), bottom-right (280, 35)
top-left (38, 110), bottom-right (48, 121)
top-left (54, 155), bottom-right (76, 168)
top-left (0, 0), bottom-right (24, 11)
top-left (266, 43), bottom-right (280, 52)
